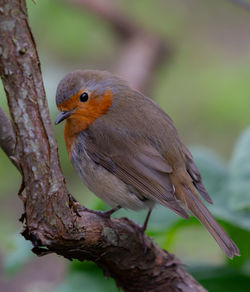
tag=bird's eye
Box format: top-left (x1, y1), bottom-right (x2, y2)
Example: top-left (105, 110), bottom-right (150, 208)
top-left (80, 92), bottom-right (88, 102)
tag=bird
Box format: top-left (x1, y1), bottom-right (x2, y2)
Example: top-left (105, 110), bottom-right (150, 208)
top-left (55, 69), bottom-right (239, 259)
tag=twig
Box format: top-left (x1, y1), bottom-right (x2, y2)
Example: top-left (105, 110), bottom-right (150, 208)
top-left (62, 0), bottom-right (172, 91)
top-left (0, 108), bottom-right (15, 157)
top-left (227, 0), bottom-right (250, 12)
top-left (0, 107), bottom-right (19, 168)
top-left (63, 0), bottom-right (139, 38)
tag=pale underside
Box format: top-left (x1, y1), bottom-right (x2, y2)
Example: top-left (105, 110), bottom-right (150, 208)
top-left (72, 142), bottom-right (156, 210)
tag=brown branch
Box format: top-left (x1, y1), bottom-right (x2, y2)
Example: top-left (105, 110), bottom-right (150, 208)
top-left (0, 107), bottom-right (16, 161)
top-left (62, 0), bottom-right (171, 92)
top-left (113, 34), bottom-right (168, 92)
top-left (63, 0), bottom-right (140, 39)
top-left (227, 0), bottom-right (250, 12)
top-left (0, 1), bottom-right (207, 291)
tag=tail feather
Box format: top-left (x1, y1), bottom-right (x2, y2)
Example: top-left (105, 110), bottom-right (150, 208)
top-left (170, 170), bottom-right (240, 259)
top-left (184, 186), bottom-right (240, 259)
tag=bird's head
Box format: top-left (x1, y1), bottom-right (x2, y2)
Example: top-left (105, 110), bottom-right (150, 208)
top-left (55, 70), bottom-right (127, 129)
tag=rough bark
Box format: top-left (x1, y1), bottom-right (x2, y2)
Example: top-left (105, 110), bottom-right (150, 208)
top-left (0, 1), bottom-right (207, 291)
top-left (0, 107), bottom-right (17, 166)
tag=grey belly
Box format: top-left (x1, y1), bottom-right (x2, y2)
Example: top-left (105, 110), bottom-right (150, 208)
top-left (71, 146), bottom-right (153, 210)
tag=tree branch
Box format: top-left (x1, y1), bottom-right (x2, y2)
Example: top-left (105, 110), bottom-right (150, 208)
top-left (227, 0), bottom-right (250, 12)
top-left (0, 107), bottom-right (17, 165)
top-left (63, 0), bottom-right (140, 39)
top-left (0, 1), bottom-right (206, 291)
top-left (63, 0), bottom-right (171, 92)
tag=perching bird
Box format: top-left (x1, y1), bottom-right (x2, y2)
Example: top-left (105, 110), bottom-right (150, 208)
top-left (55, 70), bottom-right (239, 259)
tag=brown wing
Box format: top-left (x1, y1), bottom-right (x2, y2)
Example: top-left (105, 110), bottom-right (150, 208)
top-left (84, 139), bottom-right (189, 219)
top-left (182, 145), bottom-right (213, 204)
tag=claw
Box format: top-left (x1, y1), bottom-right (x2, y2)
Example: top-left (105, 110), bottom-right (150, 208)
top-left (84, 206), bottom-right (121, 218)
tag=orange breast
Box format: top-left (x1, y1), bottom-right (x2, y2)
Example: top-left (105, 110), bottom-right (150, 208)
top-left (63, 89), bottom-right (113, 159)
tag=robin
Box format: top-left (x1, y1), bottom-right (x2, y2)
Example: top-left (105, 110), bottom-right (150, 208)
top-left (55, 69), bottom-right (239, 258)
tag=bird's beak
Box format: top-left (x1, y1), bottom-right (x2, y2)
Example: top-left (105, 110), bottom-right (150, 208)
top-left (55, 110), bottom-right (74, 125)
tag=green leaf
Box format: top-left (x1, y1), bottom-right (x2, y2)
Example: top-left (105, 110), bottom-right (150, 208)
top-left (189, 265), bottom-right (250, 292)
top-left (209, 192), bottom-right (250, 232)
top-left (191, 146), bottom-right (250, 231)
top-left (223, 223), bottom-right (250, 268)
top-left (3, 235), bottom-right (33, 275)
top-left (229, 128), bottom-right (250, 210)
top-left (191, 147), bottom-right (229, 198)
top-left (56, 261), bottom-right (117, 292)
top-left (112, 205), bottom-right (181, 234)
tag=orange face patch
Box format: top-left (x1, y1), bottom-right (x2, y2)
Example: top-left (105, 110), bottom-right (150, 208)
top-left (58, 89), bottom-right (113, 158)
top-left (57, 88), bottom-right (84, 112)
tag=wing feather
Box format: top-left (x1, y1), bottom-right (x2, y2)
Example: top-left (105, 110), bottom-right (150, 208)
top-left (84, 139), bottom-right (189, 219)
top-left (182, 145), bottom-right (213, 204)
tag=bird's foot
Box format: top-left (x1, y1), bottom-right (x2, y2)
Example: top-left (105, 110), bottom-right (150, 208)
top-left (136, 225), bottom-right (150, 254)
top-left (80, 206), bottom-right (121, 219)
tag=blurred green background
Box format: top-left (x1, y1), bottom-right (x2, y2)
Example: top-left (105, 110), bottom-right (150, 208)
top-left (1, 0), bottom-right (250, 291)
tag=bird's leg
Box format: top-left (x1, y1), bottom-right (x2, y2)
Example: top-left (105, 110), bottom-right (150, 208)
top-left (79, 205), bottom-right (122, 218)
top-left (101, 205), bottom-right (122, 218)
top-left (141, 208), bottom-right (152, 233)
top-left (134, 208), bottom-right (153, 253)
top-left (68, 193), bottom-right (121, 219)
